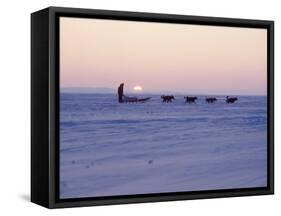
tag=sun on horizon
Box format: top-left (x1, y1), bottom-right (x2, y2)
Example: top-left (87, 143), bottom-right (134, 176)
top-left (133, 86), bottom-right (143, 92)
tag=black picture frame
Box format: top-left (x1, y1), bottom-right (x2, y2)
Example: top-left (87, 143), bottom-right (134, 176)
top-left (31, 6), bottom-right (274, 208)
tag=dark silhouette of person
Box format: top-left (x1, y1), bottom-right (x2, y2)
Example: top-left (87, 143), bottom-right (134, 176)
top-left (118, 83), bottom-right (124, 103)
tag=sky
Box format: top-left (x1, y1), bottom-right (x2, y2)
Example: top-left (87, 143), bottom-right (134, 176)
top-left (60, 17), bottom-right (267, 95)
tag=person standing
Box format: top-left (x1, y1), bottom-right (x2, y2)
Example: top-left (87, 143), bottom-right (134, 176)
top-left (118, 83), bottom-right (124, 103)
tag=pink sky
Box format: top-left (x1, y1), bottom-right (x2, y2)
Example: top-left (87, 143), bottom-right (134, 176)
top-left (60, 17), bottom-right (267, 95)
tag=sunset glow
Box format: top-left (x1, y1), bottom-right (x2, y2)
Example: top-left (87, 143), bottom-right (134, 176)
top-left (60, 17), bottom-right (267, 95)
top-left (133, 86), bottom-right (143, 91)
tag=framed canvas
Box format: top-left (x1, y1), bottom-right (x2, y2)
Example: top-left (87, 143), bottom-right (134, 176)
top-left (31, 6), bottom-right (274, 208)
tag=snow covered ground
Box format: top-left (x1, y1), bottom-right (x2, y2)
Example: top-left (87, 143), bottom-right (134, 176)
top-left (60, 93), bottom-right (267, 199)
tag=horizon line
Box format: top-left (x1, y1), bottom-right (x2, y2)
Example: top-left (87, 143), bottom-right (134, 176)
top-left (60, 90), bottom-right (266, 97)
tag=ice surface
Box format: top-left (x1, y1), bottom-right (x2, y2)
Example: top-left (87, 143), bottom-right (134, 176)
top-left (60, 94), bottom-right (267, 199)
